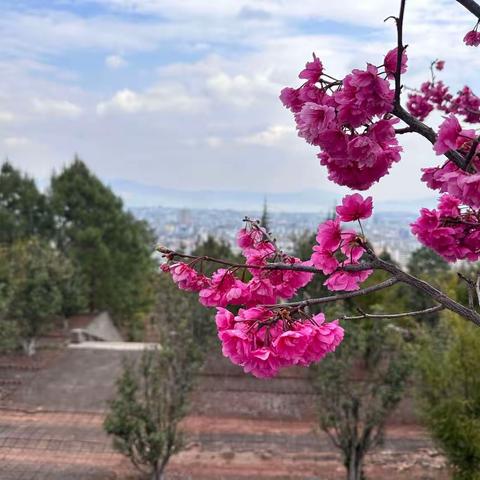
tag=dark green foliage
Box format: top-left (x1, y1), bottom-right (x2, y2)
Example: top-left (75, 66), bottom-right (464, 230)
top-left (404, 247), bottom-right (450, 325)
top-left (260, 198), bottom-right (270, 232)
top-left (0, 162), bottom-right (52, 244)
top-left (105, 273), bottom-right (205, 479)
top-left (417, 315), bottom-right (480, 480)
top-left (0, 239), bottom-right (79, 354)
top-left (49, 158), bottom-right (156, 334)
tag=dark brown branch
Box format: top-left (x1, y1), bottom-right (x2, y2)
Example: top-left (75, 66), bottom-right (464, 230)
top-left (394, 0), bottom-right (407, 104)
top-left (456, 0), bottom-right (480, 19)
top-left (390, 0), bottom-right (470, 171)
top-left (264, 278), bottom-right (399, 309)
top-left (373, 256), bottom-right (480, 326)
top-left (157, 246), bottom-right (376, 274)
top-left (158, 246), bottom-right (480, 326)
top-left (393, 104), bottom-right (469, 170)
top-left (341, 305), bottom-right (444, 321)
top-left (394, 127), bottom-right (414, 134)
top-left (465, 137), bottom-right (480, 171)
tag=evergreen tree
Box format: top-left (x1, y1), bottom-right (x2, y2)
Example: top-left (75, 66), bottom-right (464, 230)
top-left (49, 158), bottom-right (156, 334)
top-left (0, 161), bottom-right (52, 244)
top-left (260, 197), bottom-right (270, 232)
top-left (404, 247), bottom-right (450, 325)
top-left (417, 314), bottom-right (480, 479)
top-left (1, 239), bottom-right (75, 355)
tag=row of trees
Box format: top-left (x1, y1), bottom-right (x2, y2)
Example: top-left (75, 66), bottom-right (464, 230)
top-left (105, 224), bottom-right (480, 480)
top-left (0, 159), bottom-right (156, 352)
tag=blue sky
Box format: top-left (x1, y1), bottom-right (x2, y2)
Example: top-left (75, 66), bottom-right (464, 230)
top-left (1, 0), bottom-right (479, 207)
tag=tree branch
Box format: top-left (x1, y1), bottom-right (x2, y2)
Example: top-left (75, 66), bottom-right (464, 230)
top-left (264, 278), bottom-right (399, 309)
top-left (373, 256), bottom-right (480, 326)
top-left (157, 246), bottom-right (376, 274)
top-left (393, 104), bottom-right (469, 171)
top-left (394, 0), bottom-right (407, 104)
top-left (341, 305), bottom-right (444, 321)
top-left (390, 0), bottom-right (469, 171)
top-left (456, 0), bottom-right (480, 19)
top-left (159, 246), bottom-right (480, 326)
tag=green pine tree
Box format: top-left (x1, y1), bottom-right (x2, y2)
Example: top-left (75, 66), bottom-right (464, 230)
top-left (49, 158), bottom-right (156, 335)
top-left (0, 161), bottom-right (53, 244)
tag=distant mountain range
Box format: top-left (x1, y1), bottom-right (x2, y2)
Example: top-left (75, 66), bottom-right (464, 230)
top-left (108, 178), bottom-right (437, 213)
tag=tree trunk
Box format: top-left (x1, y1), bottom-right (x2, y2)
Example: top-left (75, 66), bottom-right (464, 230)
top-left (346, 448), bottom-right (364, 480)
top-left (151, 462), bottom-right (165, 480)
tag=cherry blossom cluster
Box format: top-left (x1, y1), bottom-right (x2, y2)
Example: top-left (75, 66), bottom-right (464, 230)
top-left (464, 28), bottom-right (480, 47)
top-left (311, 194), bottom-right (373, 291)
top-left (407, 62), bottom-right (480, 124)
top-left (280, 50), bottom-right (404, 190)
top-left (412, 194), bottom-right (480, 262)
top-left (163, 221), bottom-right (313, 309)
top-left (216, 307), bottom-right (344, 378)
top-left (420, 115), bottom-right (480, 208)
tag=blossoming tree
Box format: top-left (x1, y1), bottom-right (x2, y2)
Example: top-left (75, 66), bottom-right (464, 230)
top-left (159, 0), bottom-right (480, 378)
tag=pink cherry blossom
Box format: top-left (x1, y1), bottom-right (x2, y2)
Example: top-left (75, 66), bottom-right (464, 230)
top-left (384, 47), bottom-right (408, 79)
top-left (411, 194), bottom-right (480, 262)
top-left (279, 87), bottom-right (303, 113)
top-left (237, 227), bottom-right (263, 249)
top-left (464, 30), bottom-right (480, 46)
top-left (169, 263), bottom-right (209, 292)
top-left (311, 247), bottom-right (339, 274)
top-left (215, 307), bottom-right (345, 377)
top-left (199, 269), bottom-right (249, 307)
top-left (296, 103), bottom-right (336, 145)
top-left (215, 307), bottom-right (235, 331)
top-left (336, 193), bottom-right (373, 222)
top-left (407, 93), bottom-right (433, 121)
top-left (297, 318), bottom-right (344, 366)
top-left (299, 53), bottom-right (323, 84)
top-left (316, 219), bottom-right (342, 252)
top-left (435, 60), bottom-right (445, 71)
top-left (335, 64), bottom-right (394, 127)
top-left (323, 268), bottom-right (372, 292)
top-left (434, 114), bottom-right (462, 155)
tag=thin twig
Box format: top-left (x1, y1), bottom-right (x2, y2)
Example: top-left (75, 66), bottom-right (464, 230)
top-left (263, 278), bottom-right (399, 309)
top-left (458, 273), bottom-right (475, 309)
top-left (341, 305), bottom-right (444, 321)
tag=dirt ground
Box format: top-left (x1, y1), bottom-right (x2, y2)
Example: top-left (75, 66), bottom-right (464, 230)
top-left (0, 348), bottom-right (450, 480)
top-left (0, 409), bottom-right (448, 480)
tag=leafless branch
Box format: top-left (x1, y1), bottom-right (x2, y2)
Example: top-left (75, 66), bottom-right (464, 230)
top-left (264, 278), bottom-right (399, 309)
top-left (458, 273), bottom-right (475, 309)
top-left (157, 246), bottom-right (376, 274)
top-left (341, 305), bottom-right (444, 321)
top-left (456, 0), bottom-right (480, 19)
top-left (158, 245), bottom-right (480, 326)
top-left (390, 0), bottom-right (470, 171)
top-left (394, 0), bottom-right (406, 104)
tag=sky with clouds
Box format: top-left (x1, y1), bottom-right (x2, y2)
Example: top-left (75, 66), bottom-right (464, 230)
top-left (1, 0), bottom-right (480, 206)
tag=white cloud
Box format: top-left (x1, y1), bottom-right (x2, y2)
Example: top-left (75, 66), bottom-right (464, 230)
top-left (205, 136), bottom-right (223, 148)
top-left (96, 86), bottom-right (208, 115)
top-left (238, 125), bottom-right (295, 146)
top-left (105, 54), bottom-right (128, 69)
top-left (0, 110), bottom-right (15, 123)
top-left (3, 136), bottom-right (30, 147)
top-left (32, 98), bottom-right (83, 117)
